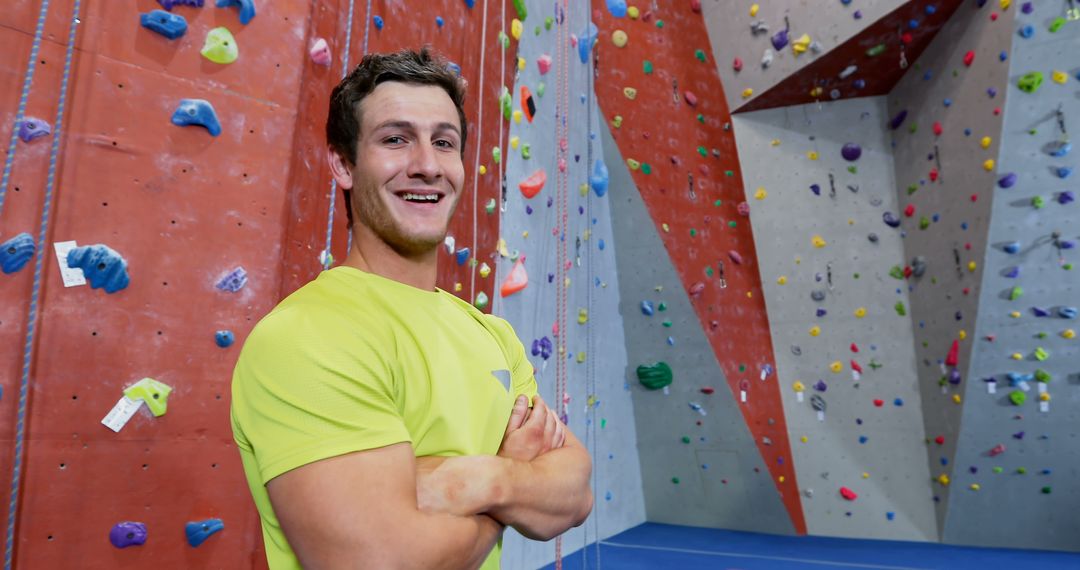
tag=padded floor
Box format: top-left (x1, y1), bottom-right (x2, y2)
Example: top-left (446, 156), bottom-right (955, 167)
top-left (540, 523), bottom-right (1080, 570)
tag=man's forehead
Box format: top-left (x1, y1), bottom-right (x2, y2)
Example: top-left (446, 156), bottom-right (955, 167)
top-left (359, 82), bottom-right (459, 130)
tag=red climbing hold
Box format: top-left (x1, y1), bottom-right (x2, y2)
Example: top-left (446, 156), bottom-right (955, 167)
top-left (851, 360), bottom-right (863, 374)
top-left (733, 57), bottom-right (743, 72)
top-left (901, 32), bottom-right (913, 45)
top-left (933, 121), bottom-right (943, 136)
top-left (929, 168), bottom-right (939, 182)
top-left (903, 266), bottom-right (913, 279)
top-left (684, 91), bottom-right (698, 107)
top-left (970, 194), bottom-right (978, 202)
top-left (700, 386), bottom-right (715, 395)
top-left (840, 487), bottom-right (858, 501)
top-left (518, 169), bottom-right (547, 199)
top-left (850, 343), bottom-right (859, 353)
top-left (945, 339), bottom-right (959, 367)
top-left (989, 443), bottom-right (1006, 456)
top-left (963, 50), bottom-right (975, 66)
top-left (500, 257), bottom-right (529, 297)
top-left (690, 0), bottom-right (701, 13)
top-left (935, 436), bottom-right (945, 445)
top-left (873, 399), bottom-right (884, 407)
top-left (904, 204), bottom-right (916, 217)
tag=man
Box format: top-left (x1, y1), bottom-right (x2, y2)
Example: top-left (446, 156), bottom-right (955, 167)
top-left (230, 47), bottom-right (593, 570)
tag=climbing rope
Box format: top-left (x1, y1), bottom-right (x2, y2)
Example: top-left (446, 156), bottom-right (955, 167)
top-left (321, 0), bottom-right (359, 271)
top-left (583, 9), bottom-right (602, 567)
top-left (6, 3), bottom-right (81, 568)
top-left (553, 0), bottom-right (571, 566)
top-left (468, 0), bottom-right (492, 306)
top-left (0, 0), bottom-right (52, 218)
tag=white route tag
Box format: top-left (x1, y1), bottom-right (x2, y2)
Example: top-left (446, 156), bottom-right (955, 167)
top-left (988, 381), bottom-right (997, 395)
top-left (102, 396), bottom-right (143, 432)
top-left (740, 390), bottom-right (747, 403)
top-left (54, 241), bottom-right (86, 287)
top-left (816, 411), bottom-right (825, 422)
top-left (796, 392), bottom-right (804, 403)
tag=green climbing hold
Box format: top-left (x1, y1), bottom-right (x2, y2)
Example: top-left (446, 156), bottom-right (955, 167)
top-left (534, 26), bottom-right (541, 36)
top-left (1049, 17), bottom-right (1066, 32)
top-left (1032, 196), bottom-right (1045, 209)
top-left (866, 43), bottom-right (886, 57)
top-left (474, 291), bottom-right (489, 309)
top-left (713, 199), bottom-right (722, 207)
top-left (847, 166), bottom-right (857, 174)
top-left (681, 436), bottom-right (691, 444)
top-left (545, 17), bottom-right (553, 30)
top-left (600, 418), bottom-right (606, 429)
top-left (1018, 72), bottom-right (1044, 93)
top-left (1034, 368), bottom-right (1052, 383)
top-left (895, 301), bottom-right (907, 316)
top-left (492, 146), bottom-right (501, 164)
top-left (909, 122), bottom-right (918, 134)
top-left (889, 266), bottom-right (904, 280)
top-left (657, 302), bottom-right (667, 311)
top-left (537, 82), bottom-right (546, 97)
top-left (498, 31), bottom-right (509, 49)
top-left (521, 143), bottom-right (531, 159)
top-left (642, 163), bottom-right (652, 175)
top-left (919, 216), bottom-right (930, 230)
top-left (1009, 286), bottom-right (1023, 300)
top-left (485, 198), bottom-right (496, 214)
top-left (694, 49), bottom-right (707, 62)
top-left (1009, 390), bottom-right (1026, 406)
top-left (705, 266), bottom-right (714, 277)
top-left (512, 0), bottom-right (527, 20)
top-left (500, 87), bottom-right (512, 120)
top-left (671, 476), bottom-right (680, 484)
top-left (636, 361), bottom-right (673, 390)
top-left (697, 146), bottom-right (707, 157)
top-left (655, 20), bottom-right (664, 28)
top-left (697, 114), bottom-right (705, 123)
top-left (1017, 467), bottom-right (1027, 474)
top-left (725, 170), bottom-right (734, 177)
top-left (662, 320), bottom-right (672, 328)
top-left (907, 184), bottom-right (919, 195)
top-left (993, 467), bottom-right (1004, 474)
top-left (1033, 347), bottom-right (1048, 361)
top-left (1042, 486), bottom-right (1052, 494)
top-left (728, 221), bottom-right (737, 228)
top-left (689, 229), bottom-right (696, 237)
top-left (643, 60), bottom-right (653, 74)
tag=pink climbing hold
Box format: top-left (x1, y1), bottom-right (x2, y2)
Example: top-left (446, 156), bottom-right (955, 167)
top-left (684, 91), bottom-right (698, 107)
top-left (310, 38), bottom-right (331, 66)
top-left (688, 282), bottom-right (706, 296)
top-left (736, 201), bottom-right (750, 216)
top-left (963, 50), bottom-right (975, 66)
top-left (728, 250), bottom-right (743, 265)
top-left (537, 54), bottom-right (552, 75)
top-left (945, 339), bottom-right (959, 367)
top-left (690, 0), bottom-right (701, 13)
top-left (840, 487), bottom-right (858, 501)
top-left (733, 57), bottom-right (743, 72)
top-left (989, 443), bottom-right (1006, 456)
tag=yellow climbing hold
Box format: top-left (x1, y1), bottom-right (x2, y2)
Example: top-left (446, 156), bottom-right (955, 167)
top-left (809, 326), bottom-right (821, 337)
top-left (770, 139), bottom-right (781, 146)
top-left (793, 381), bottom-right (805, 392)
top-left (983, 159), bottom-right (995, 171)
top-left (792, 34), bottom-right (811, 55)
top-left (511, 18), bottom-right (523, 40)
top-left (754, 187), bottom-right (767, 200)
top-left (522, 230), bottom-right (529, 238)
top-left (959, 329), bottom-right (967, 340)
top-left (201, 27), bottom-right (239, 64)
top-left (1011, 352), bottom-right (1023, 360)
top-left (1000, 0), bottom-right (1011, 8)
top-left (848, 218), bottom-right (855, 226)
top-left (938, 474), bottom-right (950, 486)
top-left (479, 165), bottom-right (488, 175)
top-left (830, 361), bottom-right (843, 373)
top-left (623, 87), bottom-right (638, 100)
top-left (807, 151), bottom-right (819, 160)
top-left (952, 394), bottom-right (962, 404)
top-left (811, 235), bottom-right (827, 248)
top-left (579, 183), bottom-right (589, 197)
top-left (662, 223), bottom-right (670, 233)
top-left (1062, 329), bottom-right (1076, 339)
top-left (750, 4), bottom-right (759, 17)
top-left (454, 282), bottom-right (463, 292)
top-left (968, 261), bottom-right (977, 272)
top-left (810, 87), bottom-right (823, 98)
top-left (576, 351), bottom-right (586, 364)
top-left (970, 483), bottom-right (981, 491)
top-left (742, 88), bottom-right (754, 98)
top-left (854, 307), bottom-right (867, 318)
top-left (513, 109), bottom-right (523, 123)
top-left (980, 136), bottom-right (992, 149)
top-left (612, 30), bottom-right (628, 47)
top-left (510, 136), bottom-right (520, 149)
top-left (628, 6), bottom-right (640, 18)
top-left (1010, 311), bottom-right (1021, 318)
top-left (1040, 392), bottom-right (1050, 402)
top-left (578, 308), bottom-right (588, 324)
top-left (801, 435), bottom-right (808, 443)
top-left (627, 158), bottom-right (641, 170)
top-left (517, 56), bottom-right (526, 71)
top-left (478, 262), bottom-right (491, 278)
top-left (777, 275), bottom-right (787, 285)
top-left (779, 476), bottom-right (785, 483)
top-left (1052, 70), bottom-right (1068, 84)
top-left (862, 472), bottom-right (870, 479)
top-left (611, 115), bottom-right (623, 128)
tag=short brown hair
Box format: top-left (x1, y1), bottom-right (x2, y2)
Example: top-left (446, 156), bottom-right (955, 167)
top-left (326, 47), bottom-right (468, 228)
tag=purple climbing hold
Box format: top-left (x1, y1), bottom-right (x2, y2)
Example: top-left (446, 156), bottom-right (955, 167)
top-left (158, 0), bottom-right (204, 9)
top-left (533, 336), bottom-right (552, 360)
top-left (813, 380), bottom-right (827, 392)
top-left (882, 211), bottom-right (901, 228)
top-left (525, 205), bottom-right (533, 214)
top-left (1058, 191), bottom-right (1075, 205)
top-left (810, 184), bottom-right (821, 196)
top-left (771, 28), bottom-right (789, 51)
top-left (109, 521), bottom-right (148, 549)
top-left (1004, 266), bottom-right (1020, 278)
top-left (16, 117), bottom-right (50, 143)
top-left (997, 172), bottom-right (1017, 188)
top-left (948, 369), bottom-right (962, 385)
top-left (841, 143), bottom-right (862, 162)
top-left (1021, 2), bottom-right (1033, 13)
top-left (889, 110), bottom-right (908, 130)
top-left (216, 266), bottom-right (247, 292)
top-left (1031, 306), bottom-right (1050, 317)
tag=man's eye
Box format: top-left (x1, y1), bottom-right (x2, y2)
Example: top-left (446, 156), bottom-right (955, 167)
top-left (384, 136), bottom-right (405, 145)
top-left (435, 139), bottom-right (455, 149)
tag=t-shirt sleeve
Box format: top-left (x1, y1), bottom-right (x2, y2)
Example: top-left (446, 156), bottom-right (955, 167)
top-left (231, 305), bottom-right (412, 484)
top-left (486, 315), bottom-right (539, 404)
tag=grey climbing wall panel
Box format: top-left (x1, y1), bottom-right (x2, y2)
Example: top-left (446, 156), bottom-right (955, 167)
top-left (885, 2), bottom-right (1015, 535)
top-left (732, 97), bottom-right (936, 542)
top-left (495, 0), bottom-right (647, 567)
top-left (604, 122), bottom-right (797, 536)
top-left (942, 3), bottom-right (1080, 553)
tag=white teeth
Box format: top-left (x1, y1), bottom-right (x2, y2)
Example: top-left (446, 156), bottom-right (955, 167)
top-left (401, 193), bottom-right (439, 202)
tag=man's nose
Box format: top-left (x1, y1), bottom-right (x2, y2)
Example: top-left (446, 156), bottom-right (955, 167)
top-left (407, 141), bottom-right (441, 181)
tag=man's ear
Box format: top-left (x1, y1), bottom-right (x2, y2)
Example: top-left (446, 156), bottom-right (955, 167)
top-left (328, 148), bottom-right (354, 189)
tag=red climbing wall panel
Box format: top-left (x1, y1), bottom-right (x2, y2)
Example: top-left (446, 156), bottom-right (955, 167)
top-left (590, 2), bottom-right (806, 533)
top-left (735, 0), bottom-right (963, 114)
top-left (0, 1), bottom-right (511, 567)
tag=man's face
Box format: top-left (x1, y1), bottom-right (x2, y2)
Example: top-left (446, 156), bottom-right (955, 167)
top-left (339, 81), bottom-right (465, 257)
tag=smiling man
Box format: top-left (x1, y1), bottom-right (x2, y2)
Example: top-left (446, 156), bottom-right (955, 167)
top-left (230, 48), bottom-right (593, 569)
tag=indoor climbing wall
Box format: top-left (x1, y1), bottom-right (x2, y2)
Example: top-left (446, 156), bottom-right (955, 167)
top-left (943, 3), bottom-right (1079, 551)
top-left (0, 1), bottom-right (515, 568)
top-left (491, 0), bottom-right (647, 567)
top-left (884, 0), bottom-right (1014, 533)
top-left (731, 97), bottom-right (937, 541)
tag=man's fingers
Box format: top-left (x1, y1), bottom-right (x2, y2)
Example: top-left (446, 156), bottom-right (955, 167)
top-left (526, 396), bottom-right (548, 428)
top-left (505, 395), bottom-right (529, 434)
top-left (553, 415), bottom-right (566, 449)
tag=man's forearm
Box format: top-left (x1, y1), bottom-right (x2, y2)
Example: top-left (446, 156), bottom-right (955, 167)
top-left (396, 511), bottom-right (503, 570)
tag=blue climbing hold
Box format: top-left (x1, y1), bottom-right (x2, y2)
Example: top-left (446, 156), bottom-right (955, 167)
top-left (641, 300), bottom-right (655, 316)
top-left (215, 0), bottom-right (255, 25)
top-left (215, 330), bottom-right (235, 348)
top-left (463, 0), bottom-right (474, 7)
top-left (455, 247), bottom-right (470, 266)
top-left (997, 172), bottom-right (1017, 188)
top-left (578, 22), bottom-right (598, 64)
top-left (171, 99), bottom-right (221, 137)
top-left (1, 233), bottom-right (34, 274)
top-left (436, 16), bottom-right (444, 27)
top-left (16, 117), bottom-right (50, 143)
top-left (893, 398), bottom-right (904, 406)
top-left (1002, 241), bottom-right (1020, 254)
top-left (185, 519), bottom-right (224, 547)
top-left (882, 211), bottom-right (901, 228)
top-left (1060, 307), bottom-right (1078, 319)
top-left (943, 98), bottom-right (952, 107)
top-left (158, 0), bottom-right (203, 9)
top-left (216, 267), bottom-right (247, 292)
top-left (1055, 167), bottom-right (1072, 179)
top-left (853, 79), bottom-right (866, 89)
top-left (373, 15), bottom-right (384, 30)
top-left (1031, 306), bottom-right (1049, 317)
top-left (925, 4), bottom-right (936, 14)
top-left (598, 239), bottom-right (605, 250)
top-left (1046, 141), bottom-right (1071, 157)
top-left (606, 0), bottom-right (628, 17)
top-left (140, 10), bottom-right (188, 40)
top-left (1019, 25), bottom-right (1034, 38)
top-left (67, 244), bottom-right (130, 293)
top-left (590, 159), bottom-right (609, 197)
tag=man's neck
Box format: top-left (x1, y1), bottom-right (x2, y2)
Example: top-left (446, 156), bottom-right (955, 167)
top-left (341, 228), bottom-right (439, 292)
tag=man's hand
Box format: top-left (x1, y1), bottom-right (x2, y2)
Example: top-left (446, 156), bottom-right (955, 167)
top-left (497, 395), bottom-right (565, 462)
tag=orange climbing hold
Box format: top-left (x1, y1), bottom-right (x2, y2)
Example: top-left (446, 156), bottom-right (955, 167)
top-left (520, 86), bottom-right (536, 123)
top-left (500, 257), bottom-right (529, 297)
top-left (518, 169), bottom-right (547, 199)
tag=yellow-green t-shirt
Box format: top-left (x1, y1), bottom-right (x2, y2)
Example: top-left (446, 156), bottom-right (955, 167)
top-left (230, 265), bottom-right (538, 569)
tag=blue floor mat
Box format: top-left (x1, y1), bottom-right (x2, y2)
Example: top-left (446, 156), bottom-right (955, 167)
top-left (541, 523), bottom-right (1080, 570)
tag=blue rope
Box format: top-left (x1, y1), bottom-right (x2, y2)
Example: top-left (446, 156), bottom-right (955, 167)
top-left (0, 0), bottom-right (52, 219)
top-left (5, 3), bottom-right (80, 568)
top-left (321, 0), bottom-right (357, 271)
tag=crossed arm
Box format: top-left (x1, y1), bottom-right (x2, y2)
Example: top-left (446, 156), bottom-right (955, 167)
top-left (266, 396), bottom-right (593, 569)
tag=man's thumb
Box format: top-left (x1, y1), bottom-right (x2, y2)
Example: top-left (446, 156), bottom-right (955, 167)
top-left (507, 395), bottom-right (528, 432)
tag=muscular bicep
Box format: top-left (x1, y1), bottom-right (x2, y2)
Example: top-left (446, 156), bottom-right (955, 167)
top-left (267, 442), bottom-right (420, 569)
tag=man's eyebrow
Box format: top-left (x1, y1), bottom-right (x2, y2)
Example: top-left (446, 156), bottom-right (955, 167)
top-left (371, 120), bottom-right (460, 138)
